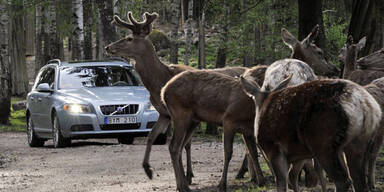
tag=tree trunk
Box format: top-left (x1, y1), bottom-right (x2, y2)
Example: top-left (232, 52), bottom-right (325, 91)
top-left (184, 0), bottom-right (193, 65)
top-left (96, 0), bottom-right (117, 59)
top-left (197, 11), bottom-right (205, 69)
top-left (83, 0), bottom-right (93, 60)
top-left (35, 0), bottom-right (44, 74)
top-left (0, 0), bottom-right (11, 124)
top-left (170, 0), bottom-right (180, 64)
top-left (9, 0), bottom-right (28, 96)
top-left (298, 0), bottom-right (326, 51)
top-left (72, 0), bottom-right (85, 60)
top-left (348, 0), bottom-right (384, 56)
top-left (206, 0), bottom-right (229, 135)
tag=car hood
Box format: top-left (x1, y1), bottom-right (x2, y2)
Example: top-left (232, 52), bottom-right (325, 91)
top-left (58, 86), bottom-right (150, 104)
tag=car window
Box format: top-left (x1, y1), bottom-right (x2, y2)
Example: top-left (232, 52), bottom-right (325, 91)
top-left (35, 67), bottom-right (55, 89)
top-left (59, 65), bottom-right (143, 89)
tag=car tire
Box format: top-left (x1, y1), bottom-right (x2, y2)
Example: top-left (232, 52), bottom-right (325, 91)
top-left (52, 114), bottom-right (71, 148)
top-left (153, 133), bottom-right (167, 145)
top-left (117, 136), bottom-right (134, 144)
top-left (27, 116), bottom-right (45, 147)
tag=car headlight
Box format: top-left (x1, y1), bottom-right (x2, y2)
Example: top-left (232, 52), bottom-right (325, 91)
top-left (147, 102), bottom-right (156, 111)
top-left (63, 104), bottom-right (91, 113)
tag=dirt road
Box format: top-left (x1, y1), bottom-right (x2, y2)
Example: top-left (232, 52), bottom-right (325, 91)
top-left (1, 132), bottom-right (383, 192)
top-left (0, 132), bottom-right (258, 192)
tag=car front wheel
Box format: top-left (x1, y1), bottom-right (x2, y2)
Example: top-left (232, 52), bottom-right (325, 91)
top-left (27, 117), bottom-right (45, 147)
top-left (52, 115), bottom-right (71, 148)
top-left (117, 136), bottom-right (134, 144)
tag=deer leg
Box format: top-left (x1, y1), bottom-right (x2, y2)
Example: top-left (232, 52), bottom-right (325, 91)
top-left (269, 150), bottom-right (289, 192)
top-left (288, 160), bottom-right (306, 192)
top-left (247, 153), bottom-right (258, 183)
top-left (169, 117), bottom-right (192, 192)
top-left (235, 154), bottom-right (248, 179)
top-left (317, 150), bottom-right (353, 192)
top-left (345, 143), bottom-right (368, 192)
top-left (242, 135), bottom-right (265, 186)
top-left (314, 159), bottom-right (327, 192)
top-left (303, 159), bottom-right (319, 188)
top-left (218, 127), bottom-right (235, 192)
top-left (182, 121), bottom-right (199, 185)
top-left (143, 114), bottom-right (170, 179)
top-left (368, 124), bottom-right (384, 191)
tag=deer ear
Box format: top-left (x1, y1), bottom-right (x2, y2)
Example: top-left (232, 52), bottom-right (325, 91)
top-left (281, 28), bottom-right (298, 50)
top-left (240, 76), bottom-right (261, 98)
top-left (272, 74), bottom-right (293, 92)
top-left (302, 24), bottom-right (319, 48)
top-left (357, 36), bottom-right (366, 51)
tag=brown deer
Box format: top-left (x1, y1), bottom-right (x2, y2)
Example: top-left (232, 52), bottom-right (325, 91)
top-left (340, 36), bottom-right (384, 85)
top-left (105, 12), bottom-right (263, 185)
top-left (241, 76), bottom-right (382, 192)
top-left (160, 58), bottom-right (319, 191)
top-left (340, 38), bottom-right (384, 190)
top-left (281, 25), bottom-right (340, 77)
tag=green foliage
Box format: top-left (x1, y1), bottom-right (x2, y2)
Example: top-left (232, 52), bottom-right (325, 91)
top-left (323, 12), bottom-right (348, 67)
top-left (0, 98), bottom-right (26, 132)
top-left (149, 29), bottom-right (170, 51)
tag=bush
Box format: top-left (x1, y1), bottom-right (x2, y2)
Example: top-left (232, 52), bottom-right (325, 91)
top-left (149, 29), bottom-right (170, 51)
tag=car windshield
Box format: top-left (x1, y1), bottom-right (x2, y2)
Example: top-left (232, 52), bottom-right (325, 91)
top-left (59, 65), bottom-right (143, 89)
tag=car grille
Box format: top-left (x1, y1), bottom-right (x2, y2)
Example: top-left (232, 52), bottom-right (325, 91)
top-left (100, 104), bottom-right (139, 115)
top-left (100, 123), bottom-right (141, 130)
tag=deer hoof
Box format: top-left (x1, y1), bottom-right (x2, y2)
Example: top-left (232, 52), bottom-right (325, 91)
top-left (187, 172), bottom-right (194, 185)
top-left (142, 163), bottom-right (153, 179)
top-left (177, 186), bottom-right (191, 192)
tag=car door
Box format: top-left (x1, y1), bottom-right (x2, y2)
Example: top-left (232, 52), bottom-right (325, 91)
top-left (34, 66), bottom-right (56, 131)
top-left (28, 68), bottom-right (46, 130)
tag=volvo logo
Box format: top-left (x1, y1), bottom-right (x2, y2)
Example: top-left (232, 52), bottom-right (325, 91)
top-left (117, 107), bottom-right (124, 112)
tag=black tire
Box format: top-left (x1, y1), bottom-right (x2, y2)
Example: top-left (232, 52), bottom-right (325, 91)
top-left (153, 133), bottom-right (167, 145)
top-left (52, 114), bottom-right (71, 148)
top-left (27, 116), bottom-right (45, 147)
top-left (117, 136), bottom-right (134, 144)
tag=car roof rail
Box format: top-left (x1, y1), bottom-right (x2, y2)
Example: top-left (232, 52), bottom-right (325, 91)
top-left (47, 59), bottom-right (61, 66)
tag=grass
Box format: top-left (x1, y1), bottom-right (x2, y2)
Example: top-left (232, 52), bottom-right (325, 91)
top-left (0, 97), bottom-right (27, 132)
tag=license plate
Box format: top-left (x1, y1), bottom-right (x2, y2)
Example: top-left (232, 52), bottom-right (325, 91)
top-left (105, 116), bottom-right (137, 124)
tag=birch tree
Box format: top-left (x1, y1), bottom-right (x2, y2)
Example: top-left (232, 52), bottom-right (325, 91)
top-left (83, 0), bottom-right (93, 60)
top-left (35, 0), bottom-right (44, 73)
top-left (0, 0), bottom-right (11, 124)
top-left (96, 0), bottom-right (116, 59)
top-left (184, 0), bottom-right (193, 65)
top-left (72, 0), bottom-right (85, 60)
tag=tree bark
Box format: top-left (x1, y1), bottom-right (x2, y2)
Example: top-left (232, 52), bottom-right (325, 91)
top-left (96, 0), bottom-right (117, 59)
top-left (72, 0), bottom-right (85, 60)
top-left (348, 0), bottom-right (384, 56)
top-left (83, 0), bottom-right (93, 60)
top-left (170, 0), bottom-right (180, 64)
top-left (35, 0), bottom-right (44, 74)
top-left (184, 0), bottom-right (193, 65)
top-left (0, 0), bottom-right (11, 124)
top-left (9, 0), bottom-right (28, 96)
top-left (197, 11), bottom-right (205, 69)
top-left (298, 0), bottom-right (326, 51)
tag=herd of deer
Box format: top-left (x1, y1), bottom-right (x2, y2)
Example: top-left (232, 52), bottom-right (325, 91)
top-left (105, 11), bottom-right (384, 192)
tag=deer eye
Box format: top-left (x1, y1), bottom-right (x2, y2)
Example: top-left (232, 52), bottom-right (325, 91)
top-left (127, 37), bottom-right (133, 41)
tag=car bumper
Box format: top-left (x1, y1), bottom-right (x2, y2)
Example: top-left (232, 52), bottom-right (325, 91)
top-left (57, 110), bottom-right (159, 139)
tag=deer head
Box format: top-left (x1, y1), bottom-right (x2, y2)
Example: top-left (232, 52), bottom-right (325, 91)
top-left (339, 36), bottom-right (366, 79)
top-left (281, 25), bottom-right (340, 77)
top-left (105, 12), bottom-right (158, 60)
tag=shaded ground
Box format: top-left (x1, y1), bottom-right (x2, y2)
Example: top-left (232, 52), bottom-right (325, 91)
top-left (0, 132), bottom-right (383, 192)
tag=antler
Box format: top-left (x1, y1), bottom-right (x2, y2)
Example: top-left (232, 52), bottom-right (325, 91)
top-left (112, 11), bottom-right (158, 36)
top-left (112, 15), bottom-right (135, 31)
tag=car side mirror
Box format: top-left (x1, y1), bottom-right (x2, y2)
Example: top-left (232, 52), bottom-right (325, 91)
top-left (36, 83), bottom-right (53, 93)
